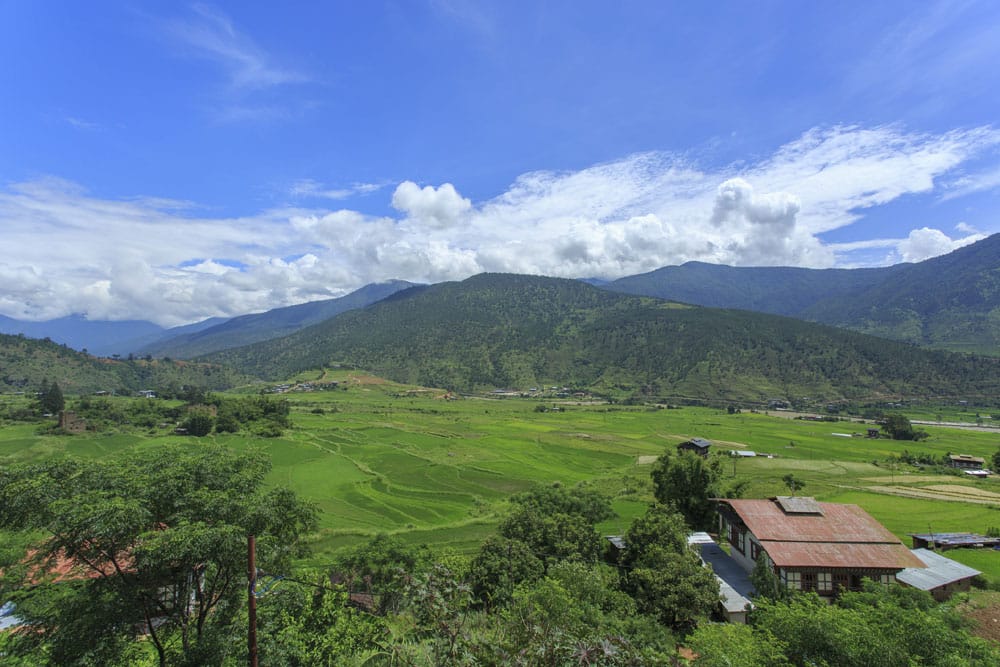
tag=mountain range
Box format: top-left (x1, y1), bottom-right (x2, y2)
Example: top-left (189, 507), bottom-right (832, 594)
top-left (204, 273), bottom-right (1000, 403)
top-left (607, 234), bottom-right (1000, 354)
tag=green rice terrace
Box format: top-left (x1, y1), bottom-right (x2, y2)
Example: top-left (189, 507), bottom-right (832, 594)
top-left (3, 370), bottom-right (1000, 584)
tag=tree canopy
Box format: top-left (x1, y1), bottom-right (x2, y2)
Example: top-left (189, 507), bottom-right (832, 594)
top-left (0, 446), bottom-right (316, 666)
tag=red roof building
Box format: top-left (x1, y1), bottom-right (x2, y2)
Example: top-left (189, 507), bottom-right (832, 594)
top-left (716, 497), bottom-right (924, 596)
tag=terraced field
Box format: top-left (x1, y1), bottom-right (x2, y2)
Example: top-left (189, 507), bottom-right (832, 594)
top-left (3, 373), bottom-right (1000, 580)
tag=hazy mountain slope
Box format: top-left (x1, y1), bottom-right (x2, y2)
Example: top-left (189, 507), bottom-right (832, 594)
top-left (0, 314), bottom-right (164, 357)
top-left (802, 235), bottom-right (1000, 353)
top-left (606, 263), bottom-right (895, 315)
top-left (604, 234), bottom-right (1000, 353)
top-left (0, 333), bottom-right (253, 395)
top-left (139, 280), bottom-right (418, 359)
top-left (206, 274), bottom-right (1000, 402)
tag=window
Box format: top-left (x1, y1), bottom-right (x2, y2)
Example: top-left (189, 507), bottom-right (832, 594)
top-left (801, 572), bottom-right (816, 591)
top-left (818, 572), bottom-right (832, 591)
top-left (782, 570), bottom-right (801, 590)
top-left (750, 540), bottom-right (761, 561)
top-left (880, 574), bottom-right (894, 585)
top-left (736, 529), bottom-right (745, 554)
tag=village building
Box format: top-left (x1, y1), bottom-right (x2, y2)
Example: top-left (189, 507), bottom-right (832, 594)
top-left (948, 454), bottom-right (985, 470)
top-left (677, 437), bottom-right (712, 457)
top-left (716, 496), bottom-right (924, 596)
top-left (909, 532), bottom-right (1000, 551)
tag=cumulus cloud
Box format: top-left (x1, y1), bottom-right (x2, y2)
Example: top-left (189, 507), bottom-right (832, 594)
top-left (896, 227), bottom-right (984, 263)
top-left (1, 125), bottom-right (998, 325)
top-left (391, 181), bottom-right (472, 228)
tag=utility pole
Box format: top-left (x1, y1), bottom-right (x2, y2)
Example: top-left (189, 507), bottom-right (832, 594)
top-left (248, 534), bottom-right (258, 667)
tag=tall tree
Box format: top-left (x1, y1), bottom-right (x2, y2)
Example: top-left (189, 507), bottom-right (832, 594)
top-left (651, 450), bottom-right (722, 531)
top-left (0, 446), bottom-right (316, 667)
top-left (37, 380), bottom-right (64, 415)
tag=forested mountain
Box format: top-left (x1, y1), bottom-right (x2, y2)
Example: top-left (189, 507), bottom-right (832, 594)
top-left (138, 280), bottom-right (418, 359)
top-left (606, 234), bottom-right (1000, 353)
top-left (205, 274), bottom-right (1000, 403)
top-left (0, 333), bottom-right (253, 395)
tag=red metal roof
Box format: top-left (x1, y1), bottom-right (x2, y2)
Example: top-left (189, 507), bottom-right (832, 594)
top-left (719, 498), bottom-right (925, 570)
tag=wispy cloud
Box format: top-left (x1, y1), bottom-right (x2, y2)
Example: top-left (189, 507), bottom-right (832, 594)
top-left (159, 3), bottom-right (310, 122)
top-left (165, 3), bottom-right (307, 91)
top-left (64, 116), bottom-right (103, 131)
top-left (940, 164), bottom-right (1000, 201)
top-left (1, 125), bottom-right (997, 325)
top-left (289, 179), bottom-right (385, 201)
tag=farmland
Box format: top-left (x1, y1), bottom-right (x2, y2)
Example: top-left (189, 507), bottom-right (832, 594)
top-left (2, 372), bottom-right (1000, 580)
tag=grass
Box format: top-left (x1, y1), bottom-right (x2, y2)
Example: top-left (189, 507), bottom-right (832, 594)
top-left (3, 371), bottom-right (1000, 581)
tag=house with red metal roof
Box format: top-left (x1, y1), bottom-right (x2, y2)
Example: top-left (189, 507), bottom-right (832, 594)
top-left (716, 496), bottom-right (925, 596)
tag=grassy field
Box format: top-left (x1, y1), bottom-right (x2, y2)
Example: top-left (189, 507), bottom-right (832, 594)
top-left (2, 375), bottom-right (1000, 581)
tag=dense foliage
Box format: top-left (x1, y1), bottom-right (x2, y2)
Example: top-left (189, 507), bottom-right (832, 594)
top-left (0, 446), bottom-right (316, 666)
top-left (206, 273), bottom-right (1000, 402)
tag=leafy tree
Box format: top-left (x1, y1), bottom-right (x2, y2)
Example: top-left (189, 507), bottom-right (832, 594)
top-left (687, 623), bottom-right (792, 667)
top-left (37, 380), bottom-right (64, 415)
top-left (781, 473), bottom-right (805, 496)
top-left (620, 504), bottom-right (720, 632)
top-left (992, 446), bottom-right (1000, 473)
top-left (245, 573), bottom-right (387, 666)
top-left (748, 551), bottom-right (786, 602)
top-left (468, 535), bottom-right (543, 608)
top-left (182, 408), bottom-right (215, 437)
top-left (751, 583), bottom-right (1000, 666)
top-left (507, 483), bottom-right (615, 525)
top-left (335, 534), bottom-right (431, 614)
top-left (401, 564), bottom-right (474, 665)
top-left (498, 506), bottom-right (604, 569)
top-left (880, 413), bottom-right (928, 441)
top-left (0, 446), bottom-right (317, 667)
top-left (651, 450), bottom-right (722, 530)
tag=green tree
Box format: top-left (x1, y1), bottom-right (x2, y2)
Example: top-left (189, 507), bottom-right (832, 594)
top-left (651, 450), bottom-right (722, 530)
top-left (468, 535), bottom-right (543, 608)
top-left (38, 380), bottom-right (64, 415)
top-left (182, 408), bottom-right (215, 437)
top-left (687, 623), bottom-right (792, 667)
top-left (498, 506), bottom-right (604, 569)
top-left (782, 473), bottom-right (805, 496)
top-left (335, 534), bottom-right (430, 614)
top-left (0, 446), bottom-right (317, 667)
top-left (880, 413), bottom-right (928, 441)
top-left (620, 505), bottom-right (720, 632)
top-left (246, 574), bottom-right (386, 666)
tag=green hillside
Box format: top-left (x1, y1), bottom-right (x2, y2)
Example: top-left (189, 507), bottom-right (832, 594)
top-left (0, 333), bottom-right (253, 395)
top-left (206, 274), bottom-right (1000, 403)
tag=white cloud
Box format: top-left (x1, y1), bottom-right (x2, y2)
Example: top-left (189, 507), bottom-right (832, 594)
top-left (1, 125), bottom-right (997, 325)
top-left (896, 227), bottom-right (984, 263)
top-left (391, 181), bottom-right (472, 229)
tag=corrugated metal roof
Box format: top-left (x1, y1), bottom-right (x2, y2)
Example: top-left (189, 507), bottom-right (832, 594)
top-left (766, 542), bottom-right (924, 569)
top-left (720, 498), bottom-right (925, 570)
top-left (897, 549), bottom-right (981, 590)
top-left (699, 543), bottom-right (755, 613)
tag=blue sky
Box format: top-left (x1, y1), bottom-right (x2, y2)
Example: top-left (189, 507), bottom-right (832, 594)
top-left (2, 1), bottom-right (1000, 325)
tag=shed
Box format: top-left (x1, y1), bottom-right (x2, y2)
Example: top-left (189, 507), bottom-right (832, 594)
top-left (897, 549), bottom-right (981, 601)
top-left (698, 542), bottom-right (755, 623)
top-left (948, 454), bottom-right (985, 470)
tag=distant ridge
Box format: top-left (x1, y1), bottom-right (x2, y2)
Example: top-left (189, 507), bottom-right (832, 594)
top-left (138, 280), bottom-right (418, 359)
top-left (606, 234), bottom-right (1000, 354)
top-left (205, 273), bottom-right (1000, 402)
top-left (0, 314), bottom-right (164, 358)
